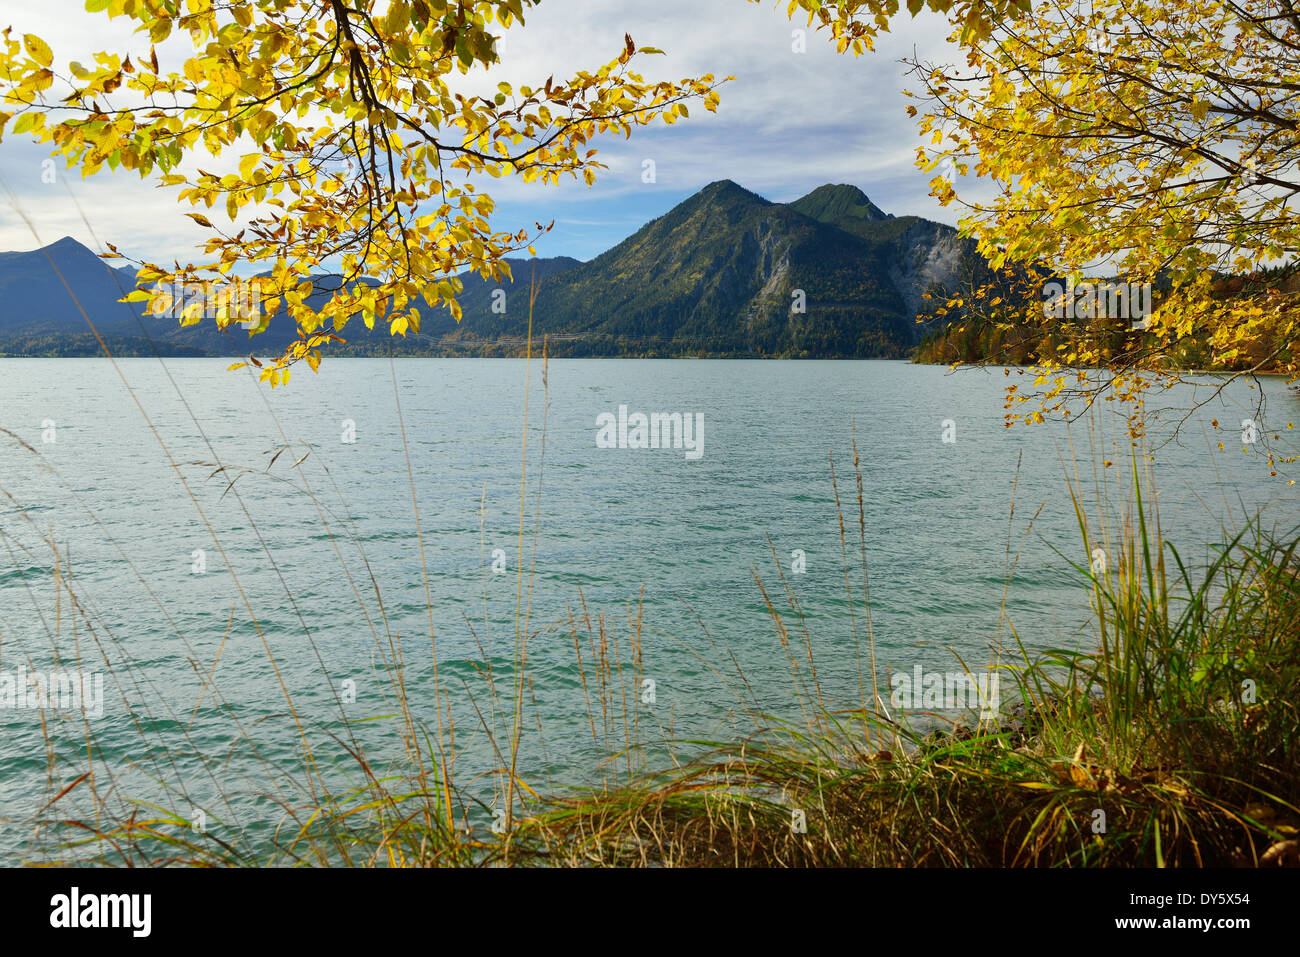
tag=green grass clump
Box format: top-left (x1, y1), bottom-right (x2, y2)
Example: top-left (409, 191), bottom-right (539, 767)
top-left (513, 465), bottom-right (1300, 867)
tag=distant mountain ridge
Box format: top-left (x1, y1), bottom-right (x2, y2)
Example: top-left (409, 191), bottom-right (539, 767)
top-left (0, 181), bottom-right (981, 359)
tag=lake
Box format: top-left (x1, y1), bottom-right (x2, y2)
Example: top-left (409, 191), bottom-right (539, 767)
top-left (0, 357), bottom-right (1295, 859)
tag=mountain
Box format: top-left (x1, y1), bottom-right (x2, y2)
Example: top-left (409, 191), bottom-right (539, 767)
top-left (0, 182), bottom-right (981, 359)
top-left (0, 236), bottom-right (292, 355)
top-left (0, 240), bottom-right (579, 357)
top-left (0, 236), bottom-right (151, 335)
top-left (397, 255), bottom-right (584, 341)
top-left (788, 183), bottom-right (980, 322)
top-left (440, 180), bottom-right (916, 357)
top-left (788, 183), bottom-right (892, 227)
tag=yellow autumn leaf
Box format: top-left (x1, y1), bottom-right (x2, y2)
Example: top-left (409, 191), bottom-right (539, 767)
top-left (23, 35), bottom-right (52, 68)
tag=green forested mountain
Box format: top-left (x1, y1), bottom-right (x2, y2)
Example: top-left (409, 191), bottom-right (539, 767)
top-left (438, 180), bottom-right (915, 357)
top-left (788, 183), bottom-right (892, 228)
top-left (789, 183), bottom-right (984, 324)
top-left (0, 181), bottom-right (980, 358)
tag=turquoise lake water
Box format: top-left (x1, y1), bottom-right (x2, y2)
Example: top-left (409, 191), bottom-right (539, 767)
top-left (0, 357), bottom-right (1295, 859)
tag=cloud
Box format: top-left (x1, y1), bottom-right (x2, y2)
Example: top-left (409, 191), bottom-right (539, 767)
top-left (0, 0), bottom-right (985, 263)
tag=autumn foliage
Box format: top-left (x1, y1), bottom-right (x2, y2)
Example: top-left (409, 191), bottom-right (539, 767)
top-left (0, 0), bottom-right (723, 382)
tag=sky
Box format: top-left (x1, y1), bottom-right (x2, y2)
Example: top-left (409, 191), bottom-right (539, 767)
top-left (0, 0), bottom-right (976, 265)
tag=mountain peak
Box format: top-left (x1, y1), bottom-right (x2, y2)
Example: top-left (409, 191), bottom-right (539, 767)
top-left (696, 179), bottom-right (768, 203)
top-left (789, 184), bottom-right (891, 225)
top-left (810, 183), bottom-right (870, 203)
top-left (1, 235), bottom-right (92, 258)
top-left (42, 236), bottom-right (100, 259)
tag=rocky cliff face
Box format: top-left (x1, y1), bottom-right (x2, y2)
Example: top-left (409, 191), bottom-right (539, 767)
top-left (885, 218), bottom-right (974, 321)
top-left (786, 184), bottom-right (979, 337)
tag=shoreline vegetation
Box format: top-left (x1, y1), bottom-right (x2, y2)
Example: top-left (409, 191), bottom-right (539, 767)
top-left (9, 413), bottom-right (1298, 866)
top-left (914, 264), bottom-right (1300, 379)
top-left (3, 350), bottom-right (1299, 381)
top-left (0, 336), bottom-right (913, 359)
top-left (516, 477), bottom-right (1300, 867)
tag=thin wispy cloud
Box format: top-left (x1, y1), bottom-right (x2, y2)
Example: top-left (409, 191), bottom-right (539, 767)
top-left (0, 1), bottom-right (978, 264)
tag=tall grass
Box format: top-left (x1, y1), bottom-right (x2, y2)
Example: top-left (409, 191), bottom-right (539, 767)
top-left (515, 450), bottom-right (1300, 866)
top-left (1, 352), bottom-right (1296, 866)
